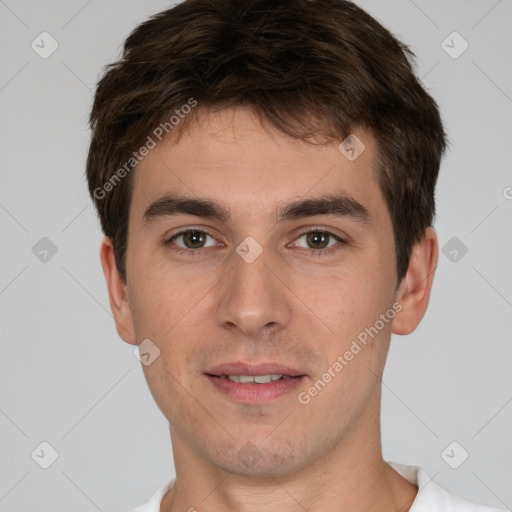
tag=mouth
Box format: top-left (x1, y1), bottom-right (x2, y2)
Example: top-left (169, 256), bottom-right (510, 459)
top-left (205, 362), bottom-right (307, 404)
top-left (214, 374), bottom-right (294, 383)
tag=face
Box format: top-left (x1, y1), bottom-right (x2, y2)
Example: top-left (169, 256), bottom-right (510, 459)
top-left (119, 107), bottom-right (401, 476)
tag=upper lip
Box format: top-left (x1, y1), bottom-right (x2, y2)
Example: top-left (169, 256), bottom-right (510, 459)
top-left (206, 362), bottom-right (306, 377)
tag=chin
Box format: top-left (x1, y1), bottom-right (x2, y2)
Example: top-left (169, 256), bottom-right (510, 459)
top-left (203, 434), bottom-right (308, 478)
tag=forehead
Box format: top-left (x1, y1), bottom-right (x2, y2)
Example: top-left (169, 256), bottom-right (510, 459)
top-left (130, 107), bottom-right (386, 225)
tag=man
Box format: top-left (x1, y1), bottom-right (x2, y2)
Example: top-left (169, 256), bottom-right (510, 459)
top-left (86, 0), bottom-right (507, 511)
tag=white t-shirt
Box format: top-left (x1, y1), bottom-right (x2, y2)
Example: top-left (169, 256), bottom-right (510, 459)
top-left (128, 461), bottom-right (509, 512)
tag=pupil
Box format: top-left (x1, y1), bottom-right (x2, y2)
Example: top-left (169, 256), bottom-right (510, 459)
top-left (308, 232), bottom-right (328, 249)
top-left (186, 231), bottom-right (205, 248)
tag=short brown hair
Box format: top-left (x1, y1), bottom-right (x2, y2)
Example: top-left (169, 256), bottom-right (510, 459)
top-left (86, 0), bottom-right (447, 284)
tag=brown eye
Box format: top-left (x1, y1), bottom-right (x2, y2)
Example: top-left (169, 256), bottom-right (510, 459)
top-left (182, 230), bottom-right (207, 248)
top-left (295, 230), bottom-right (341, 251)
top-left (305, 232), bottom-right (330, 249)
top-left (168, 230), bottom-right (217, 250)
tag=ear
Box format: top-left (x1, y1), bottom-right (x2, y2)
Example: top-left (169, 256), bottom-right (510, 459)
top-left (392, 227), bottom-right (438, 335)
top-left (99, 236), bottom-right (137, 345)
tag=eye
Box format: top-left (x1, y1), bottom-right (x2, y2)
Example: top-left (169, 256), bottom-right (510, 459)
top-left (164, 227), bottom-right (346, 258)
top-left (166, 229), bottom-right (218, 251)
top-left (292, 229), bottom-right (345, 254)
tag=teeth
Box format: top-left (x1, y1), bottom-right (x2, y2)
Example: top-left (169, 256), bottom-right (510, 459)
top-left (226, 374), bottom-right (283, 384)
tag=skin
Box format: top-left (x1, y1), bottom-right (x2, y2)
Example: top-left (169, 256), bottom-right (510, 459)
top-left (100, 107), bottom-right (438, 512)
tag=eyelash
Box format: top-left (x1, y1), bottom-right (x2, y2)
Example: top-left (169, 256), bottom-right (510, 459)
top-left (164, 227), bottom-right (346, 257)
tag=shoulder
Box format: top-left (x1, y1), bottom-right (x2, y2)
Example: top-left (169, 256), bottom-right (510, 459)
top-left (121, 478), bottom-right (175, 512)
top-left (388, 461), bottom-right (509, 512)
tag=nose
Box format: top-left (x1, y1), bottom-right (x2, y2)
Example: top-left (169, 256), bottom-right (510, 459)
top-left (215, 242), bottom-right (292, 338)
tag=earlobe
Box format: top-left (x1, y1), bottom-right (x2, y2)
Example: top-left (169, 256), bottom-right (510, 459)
top-left (392, 227), bottom-right (439, 335)
top-left (99, 236), bottom-right (137, 345)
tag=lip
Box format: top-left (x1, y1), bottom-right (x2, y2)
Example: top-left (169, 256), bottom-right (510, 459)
top-left (206, 362), bottom-right (305, 378)
top-left (205, 362), bottom-right (307, 405)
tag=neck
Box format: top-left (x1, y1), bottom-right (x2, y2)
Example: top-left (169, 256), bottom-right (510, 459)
top-left (161, 390), bottom-right (417, 512)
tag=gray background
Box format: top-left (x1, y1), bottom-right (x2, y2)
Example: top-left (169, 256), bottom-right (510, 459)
top-left (0, 0), bottom-right (511, 510)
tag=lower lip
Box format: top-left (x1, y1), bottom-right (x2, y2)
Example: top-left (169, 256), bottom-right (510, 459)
top-left (206, 375), bottom-right (305, 404)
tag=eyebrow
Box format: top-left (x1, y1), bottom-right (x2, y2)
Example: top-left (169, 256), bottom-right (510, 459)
top-left (143, 192), bottom-right (371, 226)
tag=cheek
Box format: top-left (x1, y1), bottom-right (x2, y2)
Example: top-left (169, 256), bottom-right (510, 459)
top-left (128, 262), bottom-right (190, 336)
top-left (130, 269), bottom-right (207, 370)
top-left (299, 263), bottom-right (388, 343)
